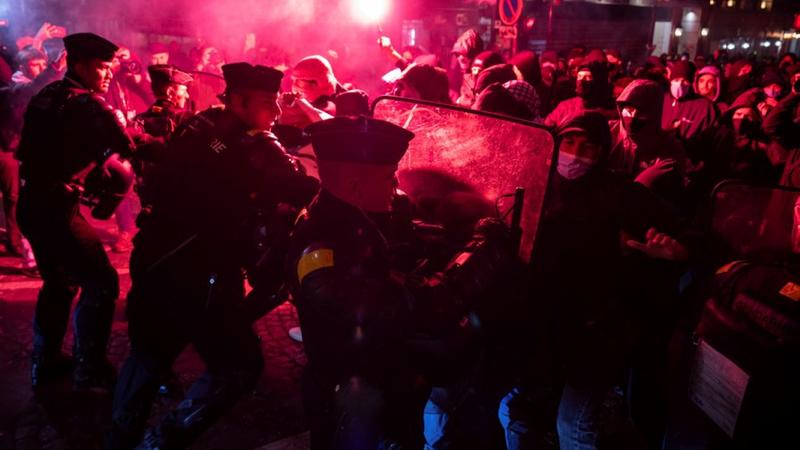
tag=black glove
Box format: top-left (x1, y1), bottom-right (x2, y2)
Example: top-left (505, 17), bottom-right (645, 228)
top-left (441, 217), bottom-right (514, 312)
top-left (84, 154), bottom-right (135, 220)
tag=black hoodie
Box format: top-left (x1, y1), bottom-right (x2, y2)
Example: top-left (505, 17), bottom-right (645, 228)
top-left (544, 60), bottom-right (617, 129)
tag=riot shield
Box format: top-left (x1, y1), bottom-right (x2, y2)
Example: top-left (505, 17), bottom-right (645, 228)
top-left (188, 71), bottom-right (226, 112)
top-left (710, 180), bottom-right (800, 261)
top-left (372, 96), bottom-right (555, 262)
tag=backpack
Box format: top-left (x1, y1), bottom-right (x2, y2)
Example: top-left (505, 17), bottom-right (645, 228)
top-left (690, 259), bottom-right (800, 448)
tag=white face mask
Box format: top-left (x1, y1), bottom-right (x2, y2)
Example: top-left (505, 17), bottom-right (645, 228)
top-left (670, 80), bottom-right (690, 99)
top-left (557, 152), bottom-right (594, 180)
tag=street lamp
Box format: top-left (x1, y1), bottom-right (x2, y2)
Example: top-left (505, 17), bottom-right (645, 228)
top-left (701, 28), bottom-right (709, 37)
top-left (742, 42), bottom-right (750, 49)
top-left (674, 28), bottom-right (683, 37)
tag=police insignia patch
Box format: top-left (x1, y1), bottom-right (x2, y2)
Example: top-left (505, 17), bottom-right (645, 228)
top-left (297, 248), bottom-right (334, 283)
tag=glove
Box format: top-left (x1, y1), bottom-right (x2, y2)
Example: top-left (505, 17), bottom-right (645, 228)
top-left (634, 158), bottom-right (676, 188)
top-left (442, 218), bottom-right (514, 311)
top-left (84, 154), bottom-right (135, 220)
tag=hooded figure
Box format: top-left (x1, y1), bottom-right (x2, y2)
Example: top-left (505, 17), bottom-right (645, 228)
top-left (544, 54), bottom-right (617, 130)
top-left (473, 63), bottom-right (520, 96)
top-left (662, 60), bottom-right (717, 149)
top-left (763, 87), bottom-right (800, 187)
top-left (456, 50), bottom-right (503, 107)
top-left (715, 88), bottom-right (779, 184)
top-left (395, 63), bottom-right (451, 104)
top-left (694, 64), bottom-right (727, 111)
top-left (510, 50), bottom-right (551, 117)
top-left (499, 111), bottom-right (686, 450)
top-left (759, 66), bottom-right (787, 117)
top-left (472, 81), bottom-right (535, 121)
top-left (609, 79), bottom-right (687, 205)
top-left (451, 29), bottom-right (485, 107)
top-left (725, 59), bottom-right (755, 104)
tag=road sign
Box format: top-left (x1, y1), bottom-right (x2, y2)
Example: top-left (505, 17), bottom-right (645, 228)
top-left (498, 25), bottom-right (518, 40)
top-left (499, 0), bottom-right (524, 26)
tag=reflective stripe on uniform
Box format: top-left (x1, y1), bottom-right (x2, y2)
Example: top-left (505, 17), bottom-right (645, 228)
top-left (297, 248), bottom-right (334, 284)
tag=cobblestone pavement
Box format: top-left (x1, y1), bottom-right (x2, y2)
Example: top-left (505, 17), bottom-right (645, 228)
top-left (0, 209), bottom-right (309, 450)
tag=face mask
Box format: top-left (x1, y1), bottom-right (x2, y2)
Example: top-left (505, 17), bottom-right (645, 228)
top-left (733, 118), bottom-right (759, 137)
top-left (764, 86), bottom-right (782, 99)
top-left (622, 117), bottom-right (647, 134)
top-left (576, 80), bottom-right (593, 99)
top-left (557, 152), bottom-right (594, 180)
top-left (670, 80), bottom-right (690, 99)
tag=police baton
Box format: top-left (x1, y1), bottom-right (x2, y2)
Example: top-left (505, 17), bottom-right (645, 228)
top-left (510, 187), bottom-right (525, 254)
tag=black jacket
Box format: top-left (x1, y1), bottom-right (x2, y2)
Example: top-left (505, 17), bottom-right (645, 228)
top-left (132, 106), bottom-right (318, 276)
top-left (533, 170), bottom-right (683, 387)
top-left (17, 75), bottom-right (132, 187)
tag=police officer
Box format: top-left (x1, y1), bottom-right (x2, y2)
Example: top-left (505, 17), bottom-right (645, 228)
top-left (17, 32), bottom-right (134, 391)
top-left (287, 116), bottom-right (515, 449)
top-left (108, 62), bottom-right (318, 450)
top-left (129, 64), bottom-right (194, 208)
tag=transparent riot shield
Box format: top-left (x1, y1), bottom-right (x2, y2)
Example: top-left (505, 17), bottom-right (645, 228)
top-left (710, 180), bottom-right (800, 261)
top-left (372, 96), bottom-right (555, 262)
top-left (188, 71), bottom-right (226, 112)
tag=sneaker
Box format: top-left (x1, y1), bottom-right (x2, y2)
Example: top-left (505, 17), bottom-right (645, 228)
top-left (31, 351), bottom-right (73, 388)
top-left (73, 358), bottom-right (116, 394)
top-left (112, 232), bottom-right (133, 253)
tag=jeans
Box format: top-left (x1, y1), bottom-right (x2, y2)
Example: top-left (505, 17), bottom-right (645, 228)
top-left (498, 384), bottom-right (606, 450)
top-left (423, 388), bottom-right (455, 450)
top-left (556, 384), bottom-right (606, 450)
top-left (498, 387), bottom-right (535, 450)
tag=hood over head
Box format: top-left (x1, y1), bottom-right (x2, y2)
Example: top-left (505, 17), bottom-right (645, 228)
top-left (693, 64), bottom-right (722, 102)
top-left (616, 79), bottom-right (664, 127)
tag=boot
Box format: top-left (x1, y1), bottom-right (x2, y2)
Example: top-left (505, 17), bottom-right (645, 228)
top-left (31, 349), bottom-right (72, 388)
top-left (73, 356), bottom-right (116, 393)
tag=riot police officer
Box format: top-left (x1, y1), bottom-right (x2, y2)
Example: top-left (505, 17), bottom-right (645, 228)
top-left (129, 64), bottom-right (194, 207)
top-left (287, 116), bottom-right (515, 449)
top-left (17, 32), bottom-right (134, 391)
top-left (108, 62), bottom-right (318, 450)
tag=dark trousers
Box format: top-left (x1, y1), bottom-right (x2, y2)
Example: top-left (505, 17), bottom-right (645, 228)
top-left (0, 151), bottom-right (22, 251)
top-left (302, 369), bottom-right (425, 450)
top-left (17, 186), bottom-right (119, 359)
top-left (109, 261), bottom-right (263, 450)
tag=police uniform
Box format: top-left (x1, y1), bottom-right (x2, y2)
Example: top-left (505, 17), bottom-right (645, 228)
top-left (289, 116), bottom-right (523, 449)
top-left (109, 63), bottom-right (319, 450)
top-left (16, 33), bottom-right (133, 390)
top-left (286, 117), bottom-right (419, 450)
top-left (130, 65), bottom-right (194, 206)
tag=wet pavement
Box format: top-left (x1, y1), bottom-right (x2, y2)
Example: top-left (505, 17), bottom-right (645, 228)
top-left (0, 209), bottom-right (310, 450)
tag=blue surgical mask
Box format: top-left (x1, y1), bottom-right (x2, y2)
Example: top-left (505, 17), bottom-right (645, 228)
top-left (557, 152), bottom-right (594, 180)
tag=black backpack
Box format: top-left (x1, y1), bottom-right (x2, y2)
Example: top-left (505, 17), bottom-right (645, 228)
top-left (691, 261), bottom-right (800, 448)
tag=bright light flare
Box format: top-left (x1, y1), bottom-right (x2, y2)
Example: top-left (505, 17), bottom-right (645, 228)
top-left (350, 0), bottom-right (390, 24)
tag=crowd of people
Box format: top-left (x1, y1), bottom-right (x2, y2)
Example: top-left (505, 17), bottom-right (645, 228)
top-left (0, 20), bottom-right (798, 450)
